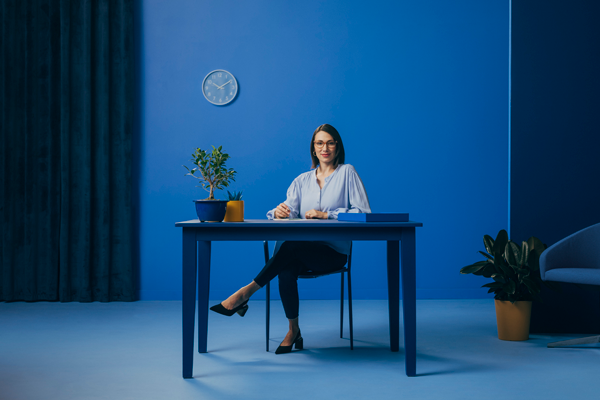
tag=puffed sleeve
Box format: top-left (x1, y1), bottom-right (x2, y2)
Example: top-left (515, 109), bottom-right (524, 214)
top-left (327, 167), bottom-right (371, 219)
top-left (266, 178), bottom-right (302, 220)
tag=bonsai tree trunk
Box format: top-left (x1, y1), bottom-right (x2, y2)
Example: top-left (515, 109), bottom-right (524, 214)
top-left (208, 185), bottom-right (215, 200)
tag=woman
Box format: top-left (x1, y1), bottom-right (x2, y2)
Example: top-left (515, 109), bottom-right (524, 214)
top-left (210, 124), bottom-right (371, 354)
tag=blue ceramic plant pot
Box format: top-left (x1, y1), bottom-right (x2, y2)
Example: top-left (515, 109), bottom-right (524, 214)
top-left (194, 200), bottom-right (228, 222)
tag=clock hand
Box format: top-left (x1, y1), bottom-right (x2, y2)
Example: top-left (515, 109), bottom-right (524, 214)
top-left (216, 80), bottom-right (232, 90)
top-left (211, 82), bottom-right (220, 88)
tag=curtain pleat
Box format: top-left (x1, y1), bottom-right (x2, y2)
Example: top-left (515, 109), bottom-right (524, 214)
top-left (1, 0), bottom-right (134, 302)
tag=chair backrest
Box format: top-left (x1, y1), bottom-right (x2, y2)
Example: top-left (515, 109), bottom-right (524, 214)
top-left (540, 222), bottom-right (600, 279)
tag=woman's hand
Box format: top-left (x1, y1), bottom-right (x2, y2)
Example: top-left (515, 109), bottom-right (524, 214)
top-left (305, 209), bottom-right (328, 219)
top-left (274, 203), bottom-right (291, 219)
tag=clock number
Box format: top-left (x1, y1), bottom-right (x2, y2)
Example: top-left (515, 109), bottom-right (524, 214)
top-left (230, 92), bottom-right (233, 95)
top-left (219, 98), bottom-right (222, 102)
top-left (218, 73), bottom-right (222, 77)
top-left (208, 92), bottom-right (211, 96)
top-left (225, 74), bottom-right (228, 78)
top-left (226, 96), bottom-right (228, 100)
top-left (208, 80), bottom-right (212, 84)
top-left (213, 96), bottom-right (216, 100)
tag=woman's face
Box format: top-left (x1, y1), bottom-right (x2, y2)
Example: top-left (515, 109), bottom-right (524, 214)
top-left (313, 131), bottom-right (337, 165)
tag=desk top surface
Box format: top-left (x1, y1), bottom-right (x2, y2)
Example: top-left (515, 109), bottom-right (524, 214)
top-left (175, 219), bottom-right (423, 228)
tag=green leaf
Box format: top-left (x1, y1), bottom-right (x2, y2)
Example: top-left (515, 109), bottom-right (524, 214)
top-left (478, 251), bottom-right (493, 260)
top-left (184, 145), bottom-right (237, 200)
top-left (516, 268), bottom-right (530, 280)
top-left (505, 241), bottom-right (521, 266)
top-left (460, 261), bottom-right (488, 274)
top-left (482, 282), bottom-right (504, 289)
top-left (495, 257), bottom-right (514, 279)
top-left (520, 241), bottom-right (529, 266)
top-left (480, 264), bottom-right (497, 278)
top-left (522, 277), bottom-right (540, 295)
top-left (504, 280), bottom-right (516, 295)
top-left (483, 235), bottom-right (495, 255)
top-left (493, 230), bottom-right (509, 258)
top-left (531, 292), bottom-right (543, 303)
top-left (527, 236), bottom-right (544, 252)
top-left (527, 237), bottom-right (547, 265)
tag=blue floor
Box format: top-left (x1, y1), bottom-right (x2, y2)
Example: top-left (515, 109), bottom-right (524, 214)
top-left (1, 299), bottom-right (599, 400)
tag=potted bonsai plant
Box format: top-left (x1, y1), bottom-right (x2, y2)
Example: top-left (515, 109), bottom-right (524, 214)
top-left (460, 229), bottom-right (558, 341)
top-left (223, 190), bottom-right (244, 222)
top-left (184, 146), bottom-right (236, 222)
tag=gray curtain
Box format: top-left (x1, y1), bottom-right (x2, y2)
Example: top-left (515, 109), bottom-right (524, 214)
top-left (0, 0), bottom-right (135, 301)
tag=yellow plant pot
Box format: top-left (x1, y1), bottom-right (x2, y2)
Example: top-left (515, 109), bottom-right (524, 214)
top-left (223, 200), bottom-right (244, 222)
top-left (494, 300), bottom-right (532, 341)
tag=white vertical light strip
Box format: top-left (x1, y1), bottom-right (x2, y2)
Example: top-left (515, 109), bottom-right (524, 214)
top-left (508, 0), bottom-right (512, 235)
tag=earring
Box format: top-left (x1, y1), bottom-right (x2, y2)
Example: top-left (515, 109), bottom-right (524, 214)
top-left (313, 151), bottom-right (316, 156)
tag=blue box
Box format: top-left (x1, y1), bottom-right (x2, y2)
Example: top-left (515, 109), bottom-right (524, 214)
top-left (338, 213), bottom-right (409, 222)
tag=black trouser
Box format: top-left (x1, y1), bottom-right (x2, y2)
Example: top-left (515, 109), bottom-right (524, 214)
top-left (254, 241), bottom-right (348, 320)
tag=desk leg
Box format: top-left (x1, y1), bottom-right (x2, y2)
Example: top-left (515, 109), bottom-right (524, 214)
top-left (401, 228), bottom-right (417, 377)
top-left (386, 240), bottom-right (400, 353)
top-left (197, 241), bottom-right (211, 353)
top-left (182, 228), bottom-right (197, 379)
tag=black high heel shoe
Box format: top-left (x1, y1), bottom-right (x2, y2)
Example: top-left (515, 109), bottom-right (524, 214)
top-left (209, 300), bottom-right (249, 317)
top-left (275, 329), bottom-right (303, 354)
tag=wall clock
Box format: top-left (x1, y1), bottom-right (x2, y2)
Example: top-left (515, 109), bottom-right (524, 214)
top-left (202, 69), bottom-right (238, 106)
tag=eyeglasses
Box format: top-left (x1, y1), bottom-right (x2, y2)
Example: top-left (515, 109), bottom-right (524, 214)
top-left (314, 141), bottom-right (337, 149)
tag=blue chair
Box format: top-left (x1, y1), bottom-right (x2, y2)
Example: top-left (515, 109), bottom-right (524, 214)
top-left (263, 241), bottom-right (354, 351)
top-left (539, 222), bottom-right (600, 348)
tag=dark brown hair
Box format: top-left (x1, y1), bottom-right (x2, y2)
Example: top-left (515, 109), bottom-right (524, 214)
top-left (310, 124), bottom-right (345, 169)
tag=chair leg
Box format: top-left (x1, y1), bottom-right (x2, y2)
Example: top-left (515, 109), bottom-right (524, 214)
top-left (348, 268), bottom-right (353, 350)
top-left (340, 272), bottom-right (345, 338)
top-left (548, 335), bottom-right (600, 348)
top-left (263, 241), bottom-right (270, 352)
top-left (266, 281), bottom-right (270, 351)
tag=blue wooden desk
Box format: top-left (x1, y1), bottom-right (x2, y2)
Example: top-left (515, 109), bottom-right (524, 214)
top-left (175, 219), bottom-right (423, 378)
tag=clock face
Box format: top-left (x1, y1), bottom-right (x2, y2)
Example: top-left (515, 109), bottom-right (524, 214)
top-left (202, 70), bottom-right (238, 106)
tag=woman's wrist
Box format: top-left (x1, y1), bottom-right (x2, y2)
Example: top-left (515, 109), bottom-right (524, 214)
top-left (320, 211), bottom-right (328, 219)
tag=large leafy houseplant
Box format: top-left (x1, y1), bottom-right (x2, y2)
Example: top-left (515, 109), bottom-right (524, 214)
top-left (460, 230), bottom-right (556, 302)
top-left (184, 146), bottom-right (237, 200)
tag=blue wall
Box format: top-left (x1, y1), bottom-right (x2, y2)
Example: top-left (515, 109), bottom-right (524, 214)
top-left (511, 0), bottom-right (600, 333)
top-left (137, 0), bottom-right (509, 300)
top-left (511, 0), bottom-right (600, 246)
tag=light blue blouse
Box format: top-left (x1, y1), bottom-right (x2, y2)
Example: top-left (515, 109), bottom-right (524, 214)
top-left (266, 164), bottom-right (371, 255)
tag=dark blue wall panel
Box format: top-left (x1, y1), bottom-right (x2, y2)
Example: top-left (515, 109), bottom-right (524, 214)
top-left (137, 0), bottom-right (509, 300)
top-left (511, 0), bottom-right (600, 332)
